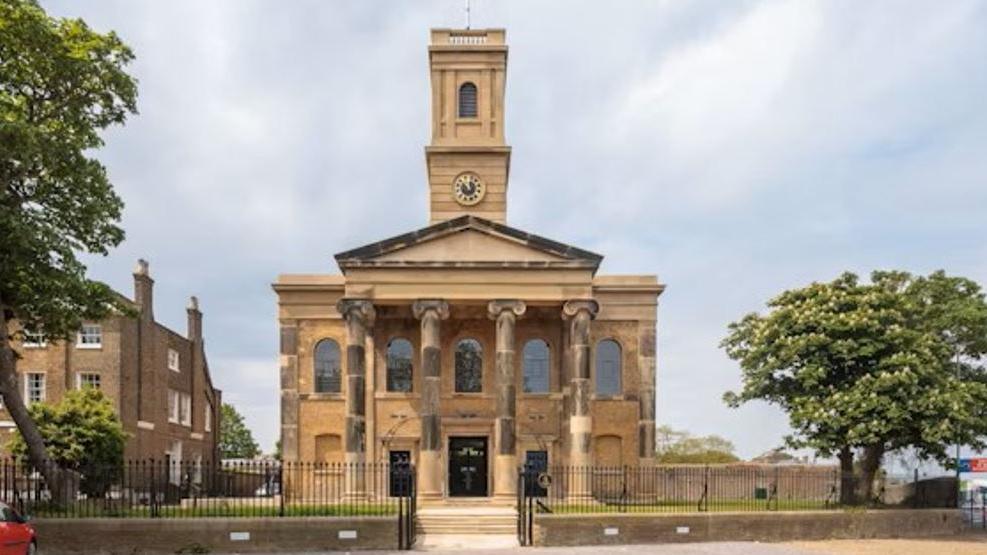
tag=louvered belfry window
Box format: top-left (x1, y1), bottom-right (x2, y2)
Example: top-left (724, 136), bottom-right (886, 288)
top-left (458, 82), bottom-right (478, 118)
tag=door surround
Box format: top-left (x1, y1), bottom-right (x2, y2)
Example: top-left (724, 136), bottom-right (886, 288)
top-left (441, 418), bottom-right (493, 498)
top-left (448, 436), bottom-right (489, 497)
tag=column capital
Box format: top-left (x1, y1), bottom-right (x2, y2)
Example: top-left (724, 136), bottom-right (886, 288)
top-left (487, 299), bottom-right (526, 320)
top-left (336, 298), bottom-right (376, 327)
top-left (412, 299), bottom-right (450, 320)
top-left (562, 299), bottom-right (599, 320)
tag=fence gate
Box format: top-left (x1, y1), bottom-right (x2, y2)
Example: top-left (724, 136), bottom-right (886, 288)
top-left (516, 467), bottom-right (540, 546)
top-left (394, 462), bottom-right (416, 550)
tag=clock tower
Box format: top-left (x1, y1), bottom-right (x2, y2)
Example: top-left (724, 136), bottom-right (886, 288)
top-left (426, 28), bottom-right (511, 224)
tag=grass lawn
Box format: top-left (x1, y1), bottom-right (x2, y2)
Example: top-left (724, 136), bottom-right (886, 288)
top-left (543, 499), bottom-right (835, 514)
top-left (26, 501), bottom-right (398, 519)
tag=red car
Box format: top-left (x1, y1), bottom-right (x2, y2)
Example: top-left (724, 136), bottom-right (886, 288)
top-left (0, 502), bottom-right (35, 555)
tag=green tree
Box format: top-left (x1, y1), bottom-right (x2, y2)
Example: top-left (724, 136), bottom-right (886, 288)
top-left (220, 403), bottom-right (260, 459)
top-left (722, 271), bottom-right (987, 504)
top-left (0, 0), bottom-right (137, 494)
top-left (8, 388), bottom-right (127, 495)
top-left (655, 425), bottom-right (740, 464)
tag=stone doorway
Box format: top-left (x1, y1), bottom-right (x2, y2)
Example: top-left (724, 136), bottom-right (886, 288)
top-left (448, 437), bottom-right (488, 497)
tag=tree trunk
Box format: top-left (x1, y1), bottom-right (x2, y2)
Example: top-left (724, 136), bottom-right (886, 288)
top-left (858, 444), bottom-right (885, 505)
top-left (838, 446), bottom-right (857, 505)
top-left (0, 299), bottom-right (75, 505)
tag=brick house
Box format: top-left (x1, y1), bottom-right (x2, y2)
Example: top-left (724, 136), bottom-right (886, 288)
top-left (6, 260), bottom-right (222, 468)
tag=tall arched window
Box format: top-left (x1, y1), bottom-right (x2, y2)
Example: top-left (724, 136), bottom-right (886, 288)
top-left (595, 339), bottom-right (622, 396)
top-left (458, 82), bottom-right (478, 118)
top-left (386, 338), bottom-right (414, 393)
top-left (522, 339), bottom-right (550, 393)
top-left (314, 339), bottom-right (342, 393)
top-left (455, 338), bottom-right (483, 393)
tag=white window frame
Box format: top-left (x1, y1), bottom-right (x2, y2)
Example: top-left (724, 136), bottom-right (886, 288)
top-left (167, 440), bottom-right (183, 485)
top-left (21, 331), bottom-right (47, 348)
top-left (168, 389), bottom-right (180, 424)
top-left (76, 372), bottom-right (101, 390)
top-left (204, 403), bottom-right (212, 432)
top-left (193, 454), bottom-right (203, 485)
top-left (180, 392), bottom-right (192, 427)
top-left (24, 372), bottom-right (46, 404)
top-left (76, 324), bottom-right (102, 349)
top-left (168, 349), bottom-right (180, 372)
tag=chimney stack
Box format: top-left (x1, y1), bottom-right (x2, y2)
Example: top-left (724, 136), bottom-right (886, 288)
top-left (187, 295), bottom-right (202, 341)
top-left (133, 259), bottom-right (154, 320)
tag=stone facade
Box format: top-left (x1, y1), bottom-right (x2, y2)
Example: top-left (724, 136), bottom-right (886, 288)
top-left (274, 28), bottom-right (664, 501)
top-left (7, 260), bottom-right (222, 466)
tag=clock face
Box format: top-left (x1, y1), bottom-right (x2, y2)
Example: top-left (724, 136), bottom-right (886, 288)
top-left (452, 172), bottom-right (486, 206)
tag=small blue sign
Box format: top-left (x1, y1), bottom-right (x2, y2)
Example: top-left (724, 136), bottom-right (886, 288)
top-left (959, 459), bottom-right (972, 473)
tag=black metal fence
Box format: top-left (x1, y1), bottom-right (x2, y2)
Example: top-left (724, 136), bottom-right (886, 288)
top-left (0, 459), bottom-right (415, 522)
top-left (517, 464), bottom-right (958, 518)
top-left (961, 488), bottom-right (987, 530)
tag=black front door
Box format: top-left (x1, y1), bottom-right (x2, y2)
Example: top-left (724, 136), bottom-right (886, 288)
top-left (389, 450), bottom-right (412, 497)
top-left (524, 450), bottom-right (549, 497)
top-left (448, 437), bottom-right (488, 497)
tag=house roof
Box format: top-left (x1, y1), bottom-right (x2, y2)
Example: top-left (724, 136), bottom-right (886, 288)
top-left (334, 215), bottom-right (603, 273)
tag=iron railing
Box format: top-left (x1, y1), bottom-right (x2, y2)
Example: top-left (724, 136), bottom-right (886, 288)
top-left (517, 464), bottom-right (956, 517)
top-left (0, 459), bottom-right (415, 522)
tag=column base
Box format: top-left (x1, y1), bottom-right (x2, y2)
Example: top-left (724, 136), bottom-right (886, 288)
top-left (492, 454), bottom-right (518, 499)
top-left (418, 449), bottom-right (443, 500)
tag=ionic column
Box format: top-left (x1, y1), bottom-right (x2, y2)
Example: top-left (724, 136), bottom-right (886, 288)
top-left (563, 299), bottom-right (598, 498)
top-left (412, 299), bottom-right (449, 500)
top-left (487, 299), bottom-right (526, 501)
top-left (337, 299), bottom-right (375, 497)
top-left (638, 322), bottom-right (657, 465)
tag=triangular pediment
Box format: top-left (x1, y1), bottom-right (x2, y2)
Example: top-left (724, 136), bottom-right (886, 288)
top-left (334, 216), bottom-right (602, 272)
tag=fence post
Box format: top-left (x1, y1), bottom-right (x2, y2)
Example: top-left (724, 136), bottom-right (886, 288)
top-left (621, 465), bottom-right (628, 513)
top-left (150, 459), bottom-right (159, 518)
top-left (278, 462), bottom-right (285, 517)
top-left (697, 465), bottom-right (709, 512)
top-left (772, 466), bottom-right (779, 511)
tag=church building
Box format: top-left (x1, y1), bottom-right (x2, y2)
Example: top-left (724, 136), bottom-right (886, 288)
top-left (274, 28), bottom-right (664, 503)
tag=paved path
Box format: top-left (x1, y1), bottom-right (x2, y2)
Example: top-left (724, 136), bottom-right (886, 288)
top-left (269, 543), bottom-right (815, 555)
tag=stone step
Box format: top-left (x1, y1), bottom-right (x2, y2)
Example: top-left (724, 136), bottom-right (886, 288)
top-left (415, 504), bottom-right (518, 543)
top-left (416, 533), bottom-right (519, 550)
top-left (417, 521), bottom-right (516, 532)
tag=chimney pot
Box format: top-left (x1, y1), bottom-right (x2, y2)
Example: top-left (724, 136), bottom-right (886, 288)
top-left (134, 258), bottom-right (149, 276)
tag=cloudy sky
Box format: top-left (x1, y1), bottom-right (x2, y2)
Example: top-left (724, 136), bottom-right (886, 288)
top-left (43, 0), bottom-right (987, 459)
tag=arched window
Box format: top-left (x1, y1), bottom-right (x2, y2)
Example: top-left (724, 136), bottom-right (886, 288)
top-left (522, 339), bottom-right (550, 393)
top-left (455, 338), bottom-right (483, 393)
top-left (458, 82), bottom-right (477, 118)
top-left (314, 339), bottom-right (341, 393)
top-left (595, 339), bottom-right (622, 396)
top-left (386, 338), bottom-right (414, 393)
